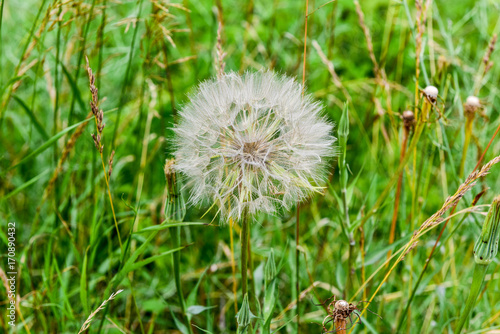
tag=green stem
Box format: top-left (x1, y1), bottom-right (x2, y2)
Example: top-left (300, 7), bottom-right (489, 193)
top-left (241, 210), bottom-right (250, 298)
top-left (296, 204), bottom-right (300, 333)
top-left (173, 226), bottom-right (193, 334)
top-left (459, 117), bottom-right (473, 178)
top-left (455, 263), bottom-right (489, 334)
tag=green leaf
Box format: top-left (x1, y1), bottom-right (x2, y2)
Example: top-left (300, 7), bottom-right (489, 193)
top-left (60, 62), bottom-right (86, 112)
top-left (187, 265), bottom-right (210, 313)
top-left (1, 169), bottom-right (50, 201)
top-left (135, 222), bottom-right (207, 233)
top-left (187, 305), bottom-right (216, 316)
top-left (13, 95), bottom-right (49, 140)
top-left (113, 245), bottom-right (186, 285)
top-left (192, 324), bottom-right (214, 333)
top-left (263, 279), bottom-right (277, 332)
top-left (80, 246), bottom-right (89, 314)
top-left (170, 307), bottom-right (190, 334)
top-left (7, 116), bottom-right (93, 171)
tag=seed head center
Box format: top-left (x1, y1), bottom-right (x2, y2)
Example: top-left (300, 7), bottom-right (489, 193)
top-left (240, 140), bottom-right (268, 166)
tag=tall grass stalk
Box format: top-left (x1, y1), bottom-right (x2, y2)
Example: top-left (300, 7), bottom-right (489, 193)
top-left (459, 112), bottom-right (474, 178)
top-left (388, 111), bottom-right (412, 260)
top-left (86, 58), bottom-right (123, 252)
top-left (297, 0), bottom-right (310, 329)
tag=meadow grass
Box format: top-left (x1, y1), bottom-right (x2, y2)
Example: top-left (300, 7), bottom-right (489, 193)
top-left (1, 0), bottom-right (500, 333)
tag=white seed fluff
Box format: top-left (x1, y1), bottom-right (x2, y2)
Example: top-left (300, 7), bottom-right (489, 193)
top-left (173, 71), bottom-right (336, 222)
top-left (465, 96), bottom-right (481, 108)
top-left (423, 85), bottom-right (438, 99)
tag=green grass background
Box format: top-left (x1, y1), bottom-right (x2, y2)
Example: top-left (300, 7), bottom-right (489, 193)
top-left (1, 0), bottom-right (500, 332)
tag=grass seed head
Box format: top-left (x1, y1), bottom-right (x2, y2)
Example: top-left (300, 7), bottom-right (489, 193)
top-left (173, 71), bottom-right (336, 222)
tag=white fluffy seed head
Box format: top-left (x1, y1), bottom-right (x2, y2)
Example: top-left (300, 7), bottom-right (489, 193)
top-left (423, 85), bottom-right (439, 99)
top-left (173, 71), bottom-right (336, 222)
top-left (465, 96), bottom-right (481, 108)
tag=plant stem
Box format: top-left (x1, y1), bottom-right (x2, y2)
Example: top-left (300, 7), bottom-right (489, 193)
top-left (296, 203), bottom-right (300, 333)
top-left (455, 263), bottom-right (489, 333)
top-left (230, 218), bottom-right (238, 312)
top-left (173, 226), bottom-right (193, 334)
top-left (335, 318), bottom-right (347, 334)
top-left (459, 116), bottom-right (474, 178)
top-left (388, 126), bottom-right (409, 260)
top-left (241, 209), bottom-right (250, 298)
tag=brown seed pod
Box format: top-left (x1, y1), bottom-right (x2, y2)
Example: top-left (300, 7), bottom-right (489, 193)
top-left (402, 110), bottom-right (415, 129)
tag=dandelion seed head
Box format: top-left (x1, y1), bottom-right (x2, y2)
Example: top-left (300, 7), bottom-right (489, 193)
top-left (464, 96), bottom-right (482, 116)
top-left (173, 71), bottom-right (336, 222)
top-left (423, 85), bottom-right (438, 99)
top-left (465, 96), bottom-right (481, 108)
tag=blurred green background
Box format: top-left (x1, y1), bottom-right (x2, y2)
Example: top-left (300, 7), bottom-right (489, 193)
top-left (1, 0), bottom-right (500, 332)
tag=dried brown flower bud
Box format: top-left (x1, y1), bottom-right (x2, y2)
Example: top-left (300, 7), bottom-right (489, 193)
top-left (402, 110), bottom-right (415, 129)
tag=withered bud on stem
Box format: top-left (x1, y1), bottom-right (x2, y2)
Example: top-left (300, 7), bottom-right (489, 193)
top-left (464, 96), bottom-right (481, 118)
top-left (402, 110), bottom-right (415, 130)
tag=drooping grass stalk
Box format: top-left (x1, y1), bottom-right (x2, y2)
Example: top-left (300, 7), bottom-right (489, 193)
top-left (397, 120), bottom-right (500, 331)
top-left (352, 157), bottom-right (500, 329)
top-left (455, 197), bottom-right (500, 333)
